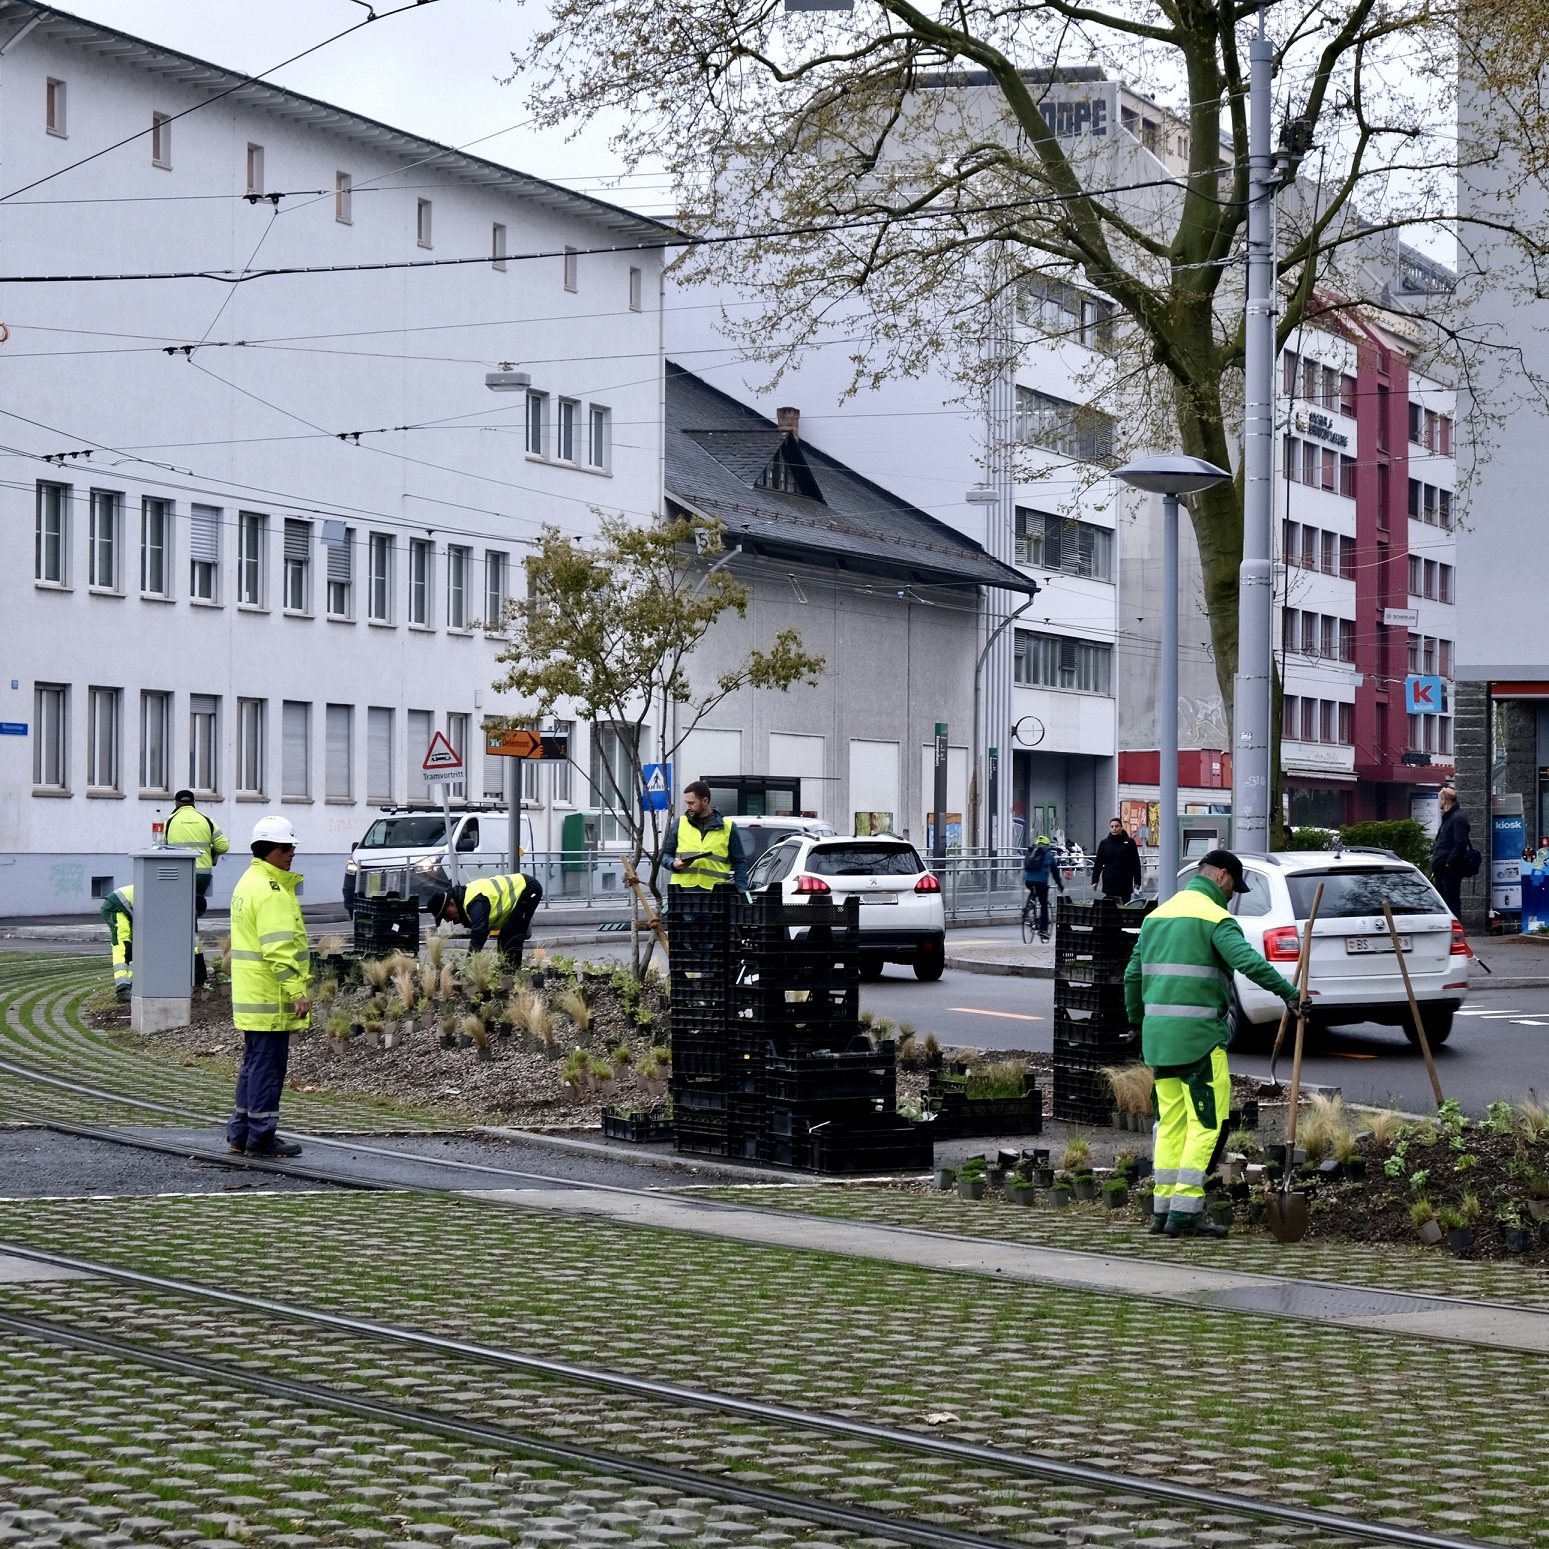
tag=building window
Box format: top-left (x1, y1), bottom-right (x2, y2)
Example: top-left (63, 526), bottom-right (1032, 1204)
top-left (1409, 556), bottom-right (1422, 597)
top-left (521, 756), bottom-right (542, 806)
top-left (88, 490), bottom-right (120, 590)
top-left (1015, 508), bottom-right (1114, 581)
top-left (1338, 454), bottom-right (1355, 497)
top-left (324, 523), bottom-right (353, 617)
top-left (246, 143), bottom-right (264, 197)
top-left (1438, 489), bottom-right (1452, 529)
top-left (628, 266), bottom-right (642, 311)
top-left (1423, 558), bottom-right (1437, 600)
top-left (1439, 415), bottom-right (1453, 456)
top-left (492, 222), bottom-right (507, 271)
top-left (35, 482), bottom-right (68, 585)
top-left (46, 77), bottom-right (67, 137)
top-left (368, 532), bottom-right (392, 622)
top-left (1014, 387), bottom-right (1115, 464)
top-left (1319, 700), bottom-right (1335, 743)
top-left (140, 690), bottom-right (171, 794)
top-left (283, 518), bottom-right (311, 613)
top-left (151, 111), bottom-right (171, 169)
top-left (326, 704), bottom-right (352, 800)
top-left (1320, 530), bottom-right (1336, 575)
top-left (1339, 535), bottom-right (1356, 579)
top-left (563, 246), bottom-right (578, 291)
top-left (236, 698), bottom-right (266, 795)
top-left (553, 720), bottom-right (573, 805)
top-left (408, 539), bottom-right (432, 627)
top-left (557, 399), bottom-right (577, 463)
top-left (1340, 374), bottom-right (1357, 416)
top-left (367, 706), bottom-right (394, 803)
top-left (525, 392), bottom-right (547, 456)
top-left (1338, 702), bottom-right (1353, 745)
top-left (1019, 277), bottom-right (1115, 349)
top-left (1440, 638), bottom-right (1453, 676)
top-left (416, 198), bottom-right (432, 249)
top-left (238, 512), bottom-right (267, 607)
top-left (1408, 633), bottom-right (1421, 675)
top-left (1301, 698), bottom-right (1317, 741)
top-left (189, 694), bottom-right (219, 794)
top-left (484, 550), bottom-right (508, 629)
top-left (1438, 717), bottom-right (1453, 755)
top-left (282, 701), bottom-right (310, 799)
top-left (483, 739), bottom-right (508, 803)
top-left (408, 709), bottom-right (434, 800)
top-left (1439, 563), bottom-right (1453, 604)
top-left (141, 498), bottom-right (171, 597)
top-left (33, 683), bottom-right (68, 790)
top-left (1013, 630), bottom-right (1112, 694)
top-left (587, 406), bottom-right (610, 470)
top-left (335, 171), bottom-right (352, 224)
top-left (446, 544), bottom-right (470, 630)
top-left (1301, 525), bottom-right (1317, 571)
top-left (590, 722), bottom-right (643, 843)
top-left (446, 712), bottom-right (469, 799)
top-left (189, 503), bottom-right (220, 600)
top-left (1339, 618), bottom-right (1355, 662)
top-left (87, 686), bottom-right (121, 791)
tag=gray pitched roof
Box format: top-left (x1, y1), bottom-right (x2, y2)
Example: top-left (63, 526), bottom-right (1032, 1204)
top-left (666, 363), bottom-right (1035, 594)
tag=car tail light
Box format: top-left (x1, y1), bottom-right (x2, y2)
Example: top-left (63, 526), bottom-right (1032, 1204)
top-left (1450, 920), bottom-right (1472, 956)
top-left (1263, 925), bottom-right (1302, 962)
top-left (794, 874), bottom-right (830, 895)
top-left (914, 873), bottom-right (941, 894)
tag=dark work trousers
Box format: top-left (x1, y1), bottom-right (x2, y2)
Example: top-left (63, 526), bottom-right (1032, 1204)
top-left (227, 1030), bottom-right (292, 1151)
top-left (1435, 864), bottom-right (1463, 921)
top-left (495, 878), bottom-right (543, 962)
top-left (1102, 888), bottom-right (1134, 904)
top-left (1028, 882), bottom-right (1053, 935)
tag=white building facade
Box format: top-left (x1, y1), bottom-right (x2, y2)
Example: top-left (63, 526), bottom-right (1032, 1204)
top-left (0, 2), bottom-right (667, 913)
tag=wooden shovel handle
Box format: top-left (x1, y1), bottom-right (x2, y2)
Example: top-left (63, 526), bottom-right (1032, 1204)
top-left (1269, 883), bottom-right (1321, 1084)
top-left (1283, 882), bottom-right (1324, 1155)
top-left (1384, 899), bottom-right (1445, 1107)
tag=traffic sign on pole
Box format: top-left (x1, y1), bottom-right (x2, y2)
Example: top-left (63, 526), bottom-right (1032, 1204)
top-left (484, 729), bottom-right (570, 761)
top-left (421, 731), bottom-right (463, 785)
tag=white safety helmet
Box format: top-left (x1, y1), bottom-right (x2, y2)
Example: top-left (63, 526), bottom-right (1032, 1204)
top-left (251, 815), bottom-right (298, 846)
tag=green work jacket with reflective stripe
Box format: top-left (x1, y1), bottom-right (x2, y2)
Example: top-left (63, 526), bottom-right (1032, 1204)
top-left (100, 885), bottom-right (134, 923)
top-left (166, 804), bottom-right (230, 871)
top-left (230, 858), bottom-right (311, 1033)
top-left (1123, 874), bottom-right (1297, 1067)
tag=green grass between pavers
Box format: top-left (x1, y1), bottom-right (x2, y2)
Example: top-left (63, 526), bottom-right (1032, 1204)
top-left (685, 1181), bottom-right (1549, 1312)
top-left (1, 1191), bottom-right (1548, 1544)
top-left (0, 954), bottom-right (452, 1133)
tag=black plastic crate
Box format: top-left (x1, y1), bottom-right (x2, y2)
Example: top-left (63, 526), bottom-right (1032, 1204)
top-left (1053, 978), bottom-right (1133, 1015)
top-left (1052, 1040), bottom-right (1121, 1074)
top-left (600, 1107), bottom-right (673, 1143)
top-left (674, 1113), bottom-right (730, 1158)
top-left (1052, 1067), bottom-right (1116, 1125)
top-left (807, 1113), bottom-right (933, 1175)
top-left (731, 890), bottom-right (862, 948)
top-left (1053, 1007), bottom-right (1136, 1047)
top-left (764, 1038), bottom-right (896, 1105)
top-left (765, 1095), bottom-right (887, 1138)
top-left (731, 983), bottom-right (859, 1027)
top-left (352, 898), bottom-right (420, 958)
top-left (758, 1133), bottom-right (811, 1169)
top-left (925, 1089), bottom-right (1043, 1138)
top-left (734, 950), bottom-right (862, 985)
top-left (1055, 896), bottom-right (1155, 936)
top-left (669, 1032), bottom-right (726, 1079)
top-left (670, 1074), bottom-right (729, 1113)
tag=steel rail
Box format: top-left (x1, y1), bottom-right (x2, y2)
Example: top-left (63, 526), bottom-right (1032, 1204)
top-left (0, 1240), bottom-right (1493, 1549)
top-left (0, 1308), bottom-right (1042, 1549)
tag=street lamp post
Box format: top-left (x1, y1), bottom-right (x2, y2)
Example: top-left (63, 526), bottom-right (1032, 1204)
top-left (1114, 455), bottom-right (1231, 901)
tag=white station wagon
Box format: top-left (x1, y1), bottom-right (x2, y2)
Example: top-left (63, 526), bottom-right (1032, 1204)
top-left (1209, 849), bottom-right (1473, 1047)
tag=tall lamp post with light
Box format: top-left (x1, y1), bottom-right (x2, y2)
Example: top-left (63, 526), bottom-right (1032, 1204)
top-left (1114, 455), bottom-right (1231, 901)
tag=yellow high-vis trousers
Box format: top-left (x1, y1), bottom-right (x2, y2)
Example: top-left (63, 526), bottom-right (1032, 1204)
top-left (108, 914), bottom-right (133, 988)
top-left (1151, 1046), bottom-right (1230, 1218)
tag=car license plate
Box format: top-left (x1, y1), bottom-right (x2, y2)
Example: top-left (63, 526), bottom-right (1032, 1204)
top-left (1346, 934), bottom-right (1411, 954)
top-left (861, 895), bottom-right (898, 905)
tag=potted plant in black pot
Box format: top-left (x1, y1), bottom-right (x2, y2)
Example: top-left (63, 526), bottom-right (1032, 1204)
top-left (935, 1164), bottom-right (957, 1192)
top-left (1102, 1176), bottom-right (1129, 1210)
top-left (957, 1155), bottom-right (987, 1201)
top-left (1049, 1173), bottom-right (1073, 1208)
top-left (1410, 1197), bottom-right (1443, 1245)
top-left (1207, 1197), bottom-right (1234, 1231)
top-left (1008, 1176), bottom-right (1037, 1207)
top-left (1437, 1201), bottom-right (1475, 1255)
top-left (1498, 1203), bottom-right (1532, 1255)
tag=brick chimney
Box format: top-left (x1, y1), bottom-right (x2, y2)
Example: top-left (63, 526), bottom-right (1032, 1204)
top-left (776, 406), bottom-right (800, 439)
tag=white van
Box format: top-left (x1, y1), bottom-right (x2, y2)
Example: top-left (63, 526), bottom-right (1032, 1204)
top-left (343, 808), bottom-right (536, 913)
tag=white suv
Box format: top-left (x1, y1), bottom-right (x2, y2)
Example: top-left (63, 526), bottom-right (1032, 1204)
top-left (1213, 850), bottom-right (1472, 1047)
top-left (746, 833), bottom-right (947, 980)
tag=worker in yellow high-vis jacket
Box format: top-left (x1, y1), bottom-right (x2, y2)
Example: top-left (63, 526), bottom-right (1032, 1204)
top-left (428, 872), bottom-right (543, 963)
top-left (661, 781), bottom-right (748, 891)
top-left (166, 789), bottom-right (229, 902)
top-left (100, 884), bottom-right (135, 997)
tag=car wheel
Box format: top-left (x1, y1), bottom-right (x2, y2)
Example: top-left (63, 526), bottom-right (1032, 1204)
top-left (914, 945), bottom-right (945, 982)
top-left (859, 953), bottom-right (885, 982)
top-left (1406, 1006), bottom-right (1454, 1047)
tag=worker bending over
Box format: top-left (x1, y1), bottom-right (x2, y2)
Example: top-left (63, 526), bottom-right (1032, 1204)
top-left (428, 873), bottom-right (542, 962)
top-left (1123, 849), bottom-right (1302, 1238)
top-left (101, 883), bottom-right (135, 997)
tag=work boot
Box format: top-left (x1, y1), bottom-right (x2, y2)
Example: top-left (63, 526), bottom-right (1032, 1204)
top-left (1147, 1212), bottom-right (1170, 1235)
top-left (247, 1137), bottom-right (303, 1158)
top-left (1163, 1210), bottom-right (1211, 1238)
top-left (115, 984), bottom-right (130, 1001)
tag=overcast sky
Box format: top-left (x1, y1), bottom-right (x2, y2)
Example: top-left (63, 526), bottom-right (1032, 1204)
top-left (56, 0), bottom-right (671, 216)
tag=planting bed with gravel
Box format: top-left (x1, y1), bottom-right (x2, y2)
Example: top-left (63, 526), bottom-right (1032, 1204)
top-left (4, 1192), bottom-right (1549, 1545)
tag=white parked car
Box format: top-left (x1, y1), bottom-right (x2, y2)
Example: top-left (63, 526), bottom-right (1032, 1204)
top-left (729, 815), bottom-right (836, 872)
top-left (344, 808), bottom-right (535, 913)
top-left (1211, 850), bottom-right (1472, 1047)
top-left (745, 833), bottom-right (946, 980)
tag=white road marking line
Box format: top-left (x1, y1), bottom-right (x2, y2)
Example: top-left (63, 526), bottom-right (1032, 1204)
top-left (946, 1008), bottom-right (1044, 1022)
top-left (1457, 1008), bottom-right (1517, 1016)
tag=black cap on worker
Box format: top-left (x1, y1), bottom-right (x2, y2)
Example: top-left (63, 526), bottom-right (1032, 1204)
top-left (425, 891), bottom-right (451, 922)
top-left (1198, 848), bottom-right (1251, 895)
top-left (173, 788), bottom-right (195, 805)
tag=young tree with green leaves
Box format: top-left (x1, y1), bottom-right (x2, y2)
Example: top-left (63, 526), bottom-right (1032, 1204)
top-left (489, 514), bottom-right (824, 971)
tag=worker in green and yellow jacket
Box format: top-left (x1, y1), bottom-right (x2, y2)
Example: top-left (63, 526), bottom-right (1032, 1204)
top-left (166, 789), bottom-right (229, 901)
top-left (1123, 849), bottom-right (1303, 1238)
top-left (428, 872), bottom-right (543, 962)
top-left (100, 884), bottom-right (135, 997)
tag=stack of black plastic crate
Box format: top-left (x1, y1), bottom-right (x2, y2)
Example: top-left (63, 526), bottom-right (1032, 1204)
top-left (666, 888), bottom-right (737, 1159)
top-left (352, 896), bottom-right (420, 958)
top-left (1051, 896), bottom-right (1154, 1125)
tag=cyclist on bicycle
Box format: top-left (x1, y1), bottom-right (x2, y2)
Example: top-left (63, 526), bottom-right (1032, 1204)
top-left (1022, 834), bottom-right (1064, 942)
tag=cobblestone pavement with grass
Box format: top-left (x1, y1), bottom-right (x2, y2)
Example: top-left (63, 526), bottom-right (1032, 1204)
top-left (688, 1184), bottom-right (1549, 1312)
top-left (3, 1193), bottom-right (1549, 1547)
top-left (0, 957), bottom-right (447, 1134)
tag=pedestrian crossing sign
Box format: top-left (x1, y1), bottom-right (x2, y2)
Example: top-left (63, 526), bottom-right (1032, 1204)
top-left (641, 763), bottom-right (671, 811)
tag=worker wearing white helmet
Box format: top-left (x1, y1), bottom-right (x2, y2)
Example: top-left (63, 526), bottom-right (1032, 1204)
top-left (226, 815), bottom-right (310, 1158)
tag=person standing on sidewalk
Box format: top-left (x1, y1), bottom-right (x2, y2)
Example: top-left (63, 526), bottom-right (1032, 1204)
top-left (1022, 835), bottom-right (1064, 941)
top-left (227, 816), bottom-right (310, 1159)
top-left (1431, 786), bottom-right (1473, 921)
top-left (1091, 817), bottom-right (1143, 901)
top-left (1123, 849), bottom-right (1302, 1238)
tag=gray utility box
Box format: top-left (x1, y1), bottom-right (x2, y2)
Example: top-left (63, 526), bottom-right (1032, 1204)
top-left (131, 847), bottom-right (196, 1034)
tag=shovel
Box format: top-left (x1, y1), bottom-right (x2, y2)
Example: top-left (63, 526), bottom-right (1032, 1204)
top-left (1263, 882), bottom-right (1324, 1093)
top-left (1267, 884), bottom-right (1323, 1245)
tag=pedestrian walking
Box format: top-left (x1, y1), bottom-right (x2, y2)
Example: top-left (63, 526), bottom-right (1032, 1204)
top-left (662, 780), bottom-right (749, 891)
top-left (1021, 834), bottom-right (1064, 941)
top-left (1431, 786), bottom-right (1474, 921)
top-left (427, 873), bottom-right (543, 963)
top-left (165, 789), bottom-right (229, 903)
top-left (1124, 849), bottom-right (1303, 1237)
top-left (1091, 817), bottom-right (1143, 901)
top-left (226, 816), bottom-right (310, 1159)
top-left (100, 883), bottom-right (134, 998)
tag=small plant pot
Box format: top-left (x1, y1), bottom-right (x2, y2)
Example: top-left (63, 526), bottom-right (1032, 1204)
top-left (1208, 1201), bottom-right (1234, 1228)
top-left (1239, 1099), bottom-right (1259, 1129)
top-left (986, 1167), bottom-right (1005, 1189)
top-left (1317, 1159), bottom-right (1343, 1181)
top-left (1248, 1200), bottom-right (1268, 1225)
top-left (957, 1178), bottom-right (986, 1201)
top-left (1049, 1185), bottom-right (1072, 1208)
top-left (1504, 1226), bottom-right (1532, 1254)
top-left (1111, 1110), bottom-right (1126, 1131)
top-left (1031, 1149), bottom-right (1051, 1167)
top-left (1008, 1185), bottom-right (1037, 1207)
top-left (1346, 1157), bottom-right (1367, 1182)
top-left (349, 1022), bottom-right (364, 1040)
top-left (1540, 1219), bottom-right (1549, 1247)
top-left (1525, 1198), bottom-right (1549, 1222)
top-left (1218, 1161), bottom-right (1243, 1186)
top-left (475, 1044), bottom-right (493, 1064)
top-left (1230, 1180), bottom-right (1251, 1204)
top-left (1073, 1176), bottom-right (1099, 1202)
top-left (328, 1036), bottom-right (348, 1055)
top-left (1032, 1167), bottom-right (1055, 1189)
top-left (531, 970), bottom-right (548, 989)
top-left (1104, 1186), bottom-right (1129, 1210)
top-left (382, 1030), bottom-right (400, 1050)
top-left (1417, 1219), bottom-right (1443, 1246)
top-left (495, 1021), bottom-right (513, 1039)
top-left (1445, 1226), bottom-right (1474, 1256)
